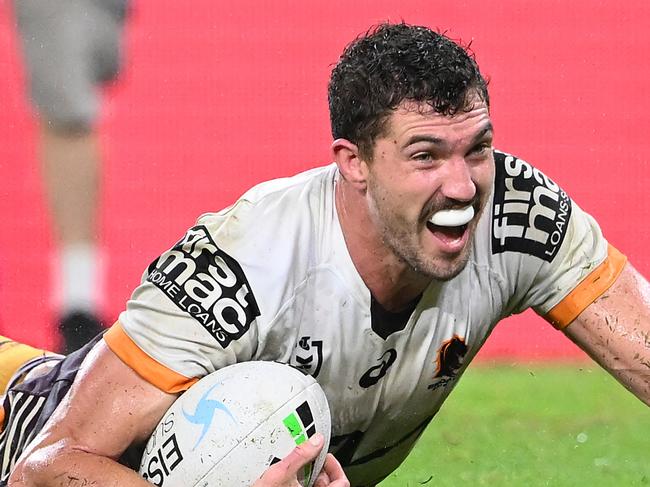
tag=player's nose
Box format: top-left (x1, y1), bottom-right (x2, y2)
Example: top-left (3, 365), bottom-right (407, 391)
top-left (440, 157), bottom-right (477, 203)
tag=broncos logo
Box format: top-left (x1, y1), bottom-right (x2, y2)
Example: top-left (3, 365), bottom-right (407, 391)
top-left (183, 383), bottom-right (236, 450)
top-left (428, 335), bottom-right (467, 391)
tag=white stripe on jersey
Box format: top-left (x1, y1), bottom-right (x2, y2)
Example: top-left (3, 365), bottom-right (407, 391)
top-left (0, 391), bottom-right (46, 481)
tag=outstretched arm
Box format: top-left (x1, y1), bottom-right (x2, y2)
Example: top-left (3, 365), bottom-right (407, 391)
top-left (563, 262), bottom-right (650, 405)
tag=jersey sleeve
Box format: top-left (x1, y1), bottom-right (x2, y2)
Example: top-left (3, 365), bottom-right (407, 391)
top-left (491, 151), bottom-right (627, 329)
top-left (543, 243), bottom-right (626, 328)
top-left (523, 202), bottom-right (626, 328)
top-left (105, 220), bottom-right (261, 393)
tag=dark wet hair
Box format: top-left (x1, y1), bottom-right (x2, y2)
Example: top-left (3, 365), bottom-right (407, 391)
top-left (328, 22), bottom-right (489, 159)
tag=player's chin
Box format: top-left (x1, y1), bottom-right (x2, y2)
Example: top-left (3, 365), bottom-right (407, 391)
top-left (420, 243), bottom-right (473, 281)
top-left (430, 255), bottom-right (470, 281)
top-left (419, 237), bottom-right (473, 280)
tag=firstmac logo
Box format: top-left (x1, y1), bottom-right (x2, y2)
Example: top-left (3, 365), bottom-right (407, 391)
top-left (147, 226), bottom-right (260, 347)
top-left (491, 151), bottom-right (572, 262)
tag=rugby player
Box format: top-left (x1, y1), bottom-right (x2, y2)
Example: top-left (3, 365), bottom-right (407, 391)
top-left (3, 22), bottom-right (649, 487)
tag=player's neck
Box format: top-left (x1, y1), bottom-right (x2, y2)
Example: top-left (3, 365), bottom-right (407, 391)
top-left (335, 179), bottom-right (431, 312)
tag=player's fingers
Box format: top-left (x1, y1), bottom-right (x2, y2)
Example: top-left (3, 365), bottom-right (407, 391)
top-left (254, 433), bottom-right (324, 486)
top-left (313, 470), bottom-right (331, 487)
top-left (313, 454), bottom-right (350, 487)
top-left (279, 433), bottom-right (324, 474)
top-left (317, 454), bottom-right (349, 486)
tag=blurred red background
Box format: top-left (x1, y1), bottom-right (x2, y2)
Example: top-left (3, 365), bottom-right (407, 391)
top-left (0, 0), bottom-right (648, 360)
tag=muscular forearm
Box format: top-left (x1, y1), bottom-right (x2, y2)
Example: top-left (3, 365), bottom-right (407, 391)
top-left (9, 442), bottom-right (150, 487)
top-left (566, 319), bottom-right (650, 406)
top-left (565, 263), bottom-right (650, 406)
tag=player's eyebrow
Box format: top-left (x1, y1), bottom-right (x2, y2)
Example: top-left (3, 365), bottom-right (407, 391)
top-left (403, 134), bottom-right (445, 147)
top-left (403, 121), bottom-right (494, 149)
top-left (471, 122), bottom-right (494, 144)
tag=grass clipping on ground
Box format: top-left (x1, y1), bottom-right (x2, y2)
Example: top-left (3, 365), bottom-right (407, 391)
top-left (381, 364), bottom-right (650, 487)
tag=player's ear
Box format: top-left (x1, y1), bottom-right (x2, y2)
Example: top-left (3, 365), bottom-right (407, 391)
top-left (332, 138), bottom-right (368, 190)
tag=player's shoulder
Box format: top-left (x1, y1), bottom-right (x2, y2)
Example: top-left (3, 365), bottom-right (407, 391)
top-left (167, 164), bottom-right (339, 296)
top-left (196, 164), bottom-right (337, 233)
top-left (240, 163), bottom-right (337, 204)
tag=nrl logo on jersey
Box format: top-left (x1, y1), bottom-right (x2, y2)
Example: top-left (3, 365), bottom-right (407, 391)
top-left (146, 225), bottom-right (260, 348)
top-left (428, 335), bottom-right (467, 391)
top-left (491, 151), bottom-right (572, 262)
top-left (291, 336), bottom-right (323, 378)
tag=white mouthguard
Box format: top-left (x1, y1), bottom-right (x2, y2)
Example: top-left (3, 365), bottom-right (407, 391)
top-left (428, 205), bottom-right (475, 227)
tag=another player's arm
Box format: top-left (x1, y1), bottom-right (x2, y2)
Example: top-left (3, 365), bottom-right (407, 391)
top-left (562, 262), bottom-right (650, 405)
top-left (8, 340), bottom-right (178, 487)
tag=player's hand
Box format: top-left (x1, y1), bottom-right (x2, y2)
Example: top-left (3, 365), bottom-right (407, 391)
top-left (252, 434), bottom-right (350, 487)
top-left (312, 453), bottom-right (349, 487)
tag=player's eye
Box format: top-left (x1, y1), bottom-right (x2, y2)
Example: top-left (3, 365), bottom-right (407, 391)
top-left (468, 142), bottom-right (492, 157)
top-left (412, 152), bottom-right (434, 162)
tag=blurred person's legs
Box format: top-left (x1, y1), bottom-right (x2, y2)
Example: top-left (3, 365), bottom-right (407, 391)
top-left (13, 0), bottom-right (128, 353)
top-left (41, 127), bottom-right (104, 353)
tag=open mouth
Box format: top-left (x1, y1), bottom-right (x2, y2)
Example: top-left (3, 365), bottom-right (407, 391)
top-left (426, 221), bottom-right (468, 241)
top-left (426, 205), bottom-right (475, 248)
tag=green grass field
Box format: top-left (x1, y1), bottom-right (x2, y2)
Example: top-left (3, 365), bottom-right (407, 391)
top-left (380, 364), bottom-right (650, 487)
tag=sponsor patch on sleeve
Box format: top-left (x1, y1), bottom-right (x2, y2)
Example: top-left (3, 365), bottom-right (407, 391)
top-left (491, 151), bottom-right (572, 262)
top-left (146, 225), bottom-right (260, 347)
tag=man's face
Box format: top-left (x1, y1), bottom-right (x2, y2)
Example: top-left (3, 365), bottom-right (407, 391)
top-left (364, 99), bottom-right (494, 281)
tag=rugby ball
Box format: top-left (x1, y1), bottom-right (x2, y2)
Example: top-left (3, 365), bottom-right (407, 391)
top-left (138, 361), bottom-right (331, 487)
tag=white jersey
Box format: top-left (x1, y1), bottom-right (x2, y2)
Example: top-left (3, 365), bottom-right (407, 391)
top-left (105, 150), bottom-right (625, 486)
